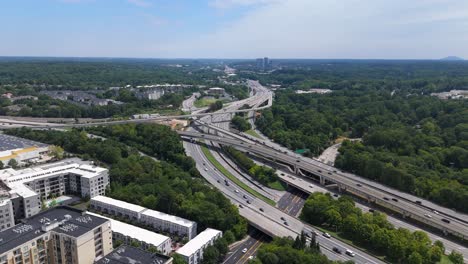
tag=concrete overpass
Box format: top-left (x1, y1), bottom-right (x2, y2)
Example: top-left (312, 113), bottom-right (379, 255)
top-left (178, 130), bottom-right (468, 241)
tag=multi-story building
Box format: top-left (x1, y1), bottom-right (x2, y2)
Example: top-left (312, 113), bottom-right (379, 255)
top-left (175, 228), bottom-right (222, 264)
top-left (0, 206), bottom-right (113, 264)
top-left (87, 212), bottom-right (172, 255)
top-left (0, 159), bottom-right (109, 229)
top-left (95, 245), bottom-right (173, 264)
top-left (90, 196), bottom-right (197, 239)
top-left (0, 134), bottom-right (49, 167)
top-left (0, 185), bottom-right (14, 231)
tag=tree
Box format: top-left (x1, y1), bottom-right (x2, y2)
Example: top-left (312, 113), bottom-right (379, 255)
top-left (172, 254), bottom-right (187, 264)
top-left (407, 252), bottom-right (423, 264)
top-left (428, 245), bottom-right (443, 263)
top-left (433, 240), bottom-right (445, 253)
top-left (201, 245), bottom-right (220, 264)
top-left (8, 159), bottom-right (18, 169)
top-left (260, 252), bottom-right (279, 264)
top-left (448, 250), bottom-right (464, 264)
top-left (49, 145), bottom-right (64, 160)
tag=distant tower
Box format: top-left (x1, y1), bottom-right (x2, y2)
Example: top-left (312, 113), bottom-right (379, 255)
top-left (256, 58), bottom-right (263, 69)
top-left (263, 57), bottom-right (269, 70)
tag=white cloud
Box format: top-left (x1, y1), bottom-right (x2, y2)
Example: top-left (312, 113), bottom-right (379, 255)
top-left (160, 0), bottom-right (468, 59)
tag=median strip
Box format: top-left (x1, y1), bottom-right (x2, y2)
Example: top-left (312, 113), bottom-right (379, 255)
top-left (200, 144), bottom-right (276, 206)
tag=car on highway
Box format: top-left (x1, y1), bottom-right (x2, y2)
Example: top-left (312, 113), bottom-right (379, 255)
top-left (318, 170), bottom-right (322, 173)
top-left (322, 232), bottom-right (331, 238)
top-left (239, 204), bottom-right (244, 208)
top-left (333, 247), bottom-right (342, 254)
top-left (284, 221), bottom-right (288, 226)
top-left (259, 208), bottom-right (264, 212)
top-left (242, 248), bottom-right (248, 253)
top-left (243, 195), bottom-right (247, 199)
top-left (280, 216), bottom-right (285, 221)
top-left (442, 218), bottom-right (450, 223)
top-left (345, 249), bottom-right (356, 257)
top-left (246, 200), bottom-right (251, 204)
top-left (309, 185), bottom-right (313, 188)
top-left (424, 214), bottom-right (432, 218)
top-left (217, 179), bottom-right (220, 183)
top-left (356, 183), bottom-right (362, 187)
top-left (433, 210), bottom-right (439, 215)
top-left (204, 168), bottom-right (208, 171)
top-left (327, 172), bottom-right (332, 175)
top-left (235, 189), bottom-right (239, 193)
top-left (225, 182), bottom-right (230, 186)
top-left (415, 200), bottom-right (422, 205)
top-left (248, 256), bottom-right (254, 260)
top-left (392, 198), bottom-right (399, 202)
top-left (383, 197), bottom-right (389, 201)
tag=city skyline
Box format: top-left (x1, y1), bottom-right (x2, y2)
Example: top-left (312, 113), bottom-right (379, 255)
top-left (1, 0), bottom-right (468, 59)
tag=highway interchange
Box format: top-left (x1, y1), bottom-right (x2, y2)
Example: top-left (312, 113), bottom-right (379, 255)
top-left (1, 77), bottom-right (467, 263)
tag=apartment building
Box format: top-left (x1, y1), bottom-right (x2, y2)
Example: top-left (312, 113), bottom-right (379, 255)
top-left (176, 228), bottom-right (222, 264)
top-left (95, 245), bottom-right (173, 264)
top-left (87, 212), bottom-right (172, 255)
top-left (0, 159), bottom-right (109, 230)
top-left (0, 206), bottom-right (113, 264)
top-left (90, 196), bottom-right (197, 239)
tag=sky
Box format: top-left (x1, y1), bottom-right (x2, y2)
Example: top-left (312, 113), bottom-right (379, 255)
top-left (1, 0), bottom-right (468, 59)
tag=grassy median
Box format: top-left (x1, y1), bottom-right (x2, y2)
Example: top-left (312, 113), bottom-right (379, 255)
top-left (201, 144), bottom-right (276, 206)
top-left (245, 129), bottom-right (262, 139)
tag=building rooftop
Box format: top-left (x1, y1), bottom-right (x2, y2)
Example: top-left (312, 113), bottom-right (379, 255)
top-left (0, 206), bottom-right (109, 254)
top-left (95, 245), bottom-right (172, 264)
top-left (141, 209), bottom-right (196, 228)
top-left (176, 228), bottom-right (221, 257)
top-left (0, 134), bottom-right (47, 152)
top-left (91, 196), bottom-right (146, 214)
top-left (87, 212), bottom-right (170, 248)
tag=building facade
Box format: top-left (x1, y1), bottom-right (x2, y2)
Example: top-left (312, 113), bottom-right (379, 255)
top-left (0, 207), bottom-right (113, 264)
top-left (0, 159), bottom-right (109, 230)
top-left (175, 228), bottom-right (222, 264)
top-left (90, 196), bottom-right (197, 239)
top-left (95, 245), bottom-right (173, 264)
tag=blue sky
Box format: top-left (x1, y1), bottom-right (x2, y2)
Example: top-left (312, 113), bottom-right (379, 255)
top-left (1, 0), bottom-right (468, 59)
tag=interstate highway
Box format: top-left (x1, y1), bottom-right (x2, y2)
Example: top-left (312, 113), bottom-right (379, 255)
top-left (178, 130), bottom-right (468, 241)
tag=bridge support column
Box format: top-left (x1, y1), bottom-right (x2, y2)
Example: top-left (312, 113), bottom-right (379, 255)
top-left (319, 176), bottom-right (325, 185)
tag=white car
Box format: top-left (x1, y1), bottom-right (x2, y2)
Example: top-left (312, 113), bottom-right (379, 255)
top-left (242, 248), bottom-right (248, 253)
top-left (424, 214), bottom-right (432, 218)
top-left (323, 232), bottom-right (331, 238)
top-left (235, 189), bottom-right (239, 193)
top-left (248, 256), bottom-right (254, 260)
top-left (204, 168), bottom-right (208, 171)
top-left (433, 210), bottom-right (439, 215)
top-left (345, 249), bottom-right (355, 257)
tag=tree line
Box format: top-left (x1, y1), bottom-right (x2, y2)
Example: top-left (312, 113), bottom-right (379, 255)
top-left (5, 126), bottom-right (247, 241)
top-left (301, 193), bottom-right (464, 264)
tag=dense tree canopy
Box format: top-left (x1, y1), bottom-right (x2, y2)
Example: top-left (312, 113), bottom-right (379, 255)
top-left (6, 125), bottom-right (247, 239)
top-left (301, 193), bottom-right (444, 263)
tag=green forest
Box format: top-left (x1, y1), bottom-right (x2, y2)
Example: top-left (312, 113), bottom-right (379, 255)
top-left (5, 125), bottom-right (247, 240)
top-left (256, 87), bottom-right (468, 212)
top-left (301, 192), bottom-right (463, 264)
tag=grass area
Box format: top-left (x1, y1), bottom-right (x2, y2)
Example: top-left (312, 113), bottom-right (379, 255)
top-left (201, 144), bottom-right (276, 206)
top-left (245, 129), bottom-right (262, 139)
top-left (437, 255), bottom-right (454, 264)
top-left (312, 225), bottom-right (388, 262)
top-left (194, 97), bottom-right (218, 107)
top-left (267, 180), bottom-right (286, 191)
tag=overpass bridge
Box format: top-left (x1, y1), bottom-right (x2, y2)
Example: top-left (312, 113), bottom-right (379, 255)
top-left (178, 130), bottom-right (468, 241)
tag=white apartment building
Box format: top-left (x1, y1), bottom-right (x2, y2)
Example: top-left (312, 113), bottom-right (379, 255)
top-left (0, 206), bottom-right (113, 264)
top-left (90, 196), bottom-right (197, 239)
top-left (0, 159), bottom-right (109, 229)
top-left (88, 212), bottom-right (172, 255)
top-left (176, 228), bottom-right (222, 264)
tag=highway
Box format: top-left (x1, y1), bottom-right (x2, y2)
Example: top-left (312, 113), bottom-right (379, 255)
top-left (180, 129), bottom-right (468, 241)
top-left (183, 81), bottom-right (384, 263)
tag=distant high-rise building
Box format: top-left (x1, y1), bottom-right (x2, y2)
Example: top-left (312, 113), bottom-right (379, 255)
top-left (256, 57), bottom-right (272, 71)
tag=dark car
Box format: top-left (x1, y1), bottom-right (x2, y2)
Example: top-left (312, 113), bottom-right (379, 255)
top-left (356, 183), bottom-right (362, 187)
top-left (217, 179), bottom-right (220, 183)
top-left (243, 195), bottom-right (247, 199)
top-left (383, 197), bottom-right (389, 201)
top-left (246, 200), bottom-right (251, 204)
top-left (239, 204), bottom-right (243, 208)
top-left (441, 218), bottom-right (450, 224)
top-left (333, 194), bottom-right (339, 197)
top-left (333, 247), bottom-right (342, 254)
top-left (415, 200), bottom-right (422, 205)
top-left (259, 208), bottom-right (264, 212)
top-left (280, 217), bottom-right (285, 221)
top-left (284, 221), bottom-right (289, 226)
top-left (392, 198), bottom-right (398, 202)
top-left (318, 170), bottom-right (322, 173)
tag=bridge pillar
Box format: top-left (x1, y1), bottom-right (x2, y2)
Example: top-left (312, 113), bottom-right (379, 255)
top-left (319, 176), bottom-right (325, 185)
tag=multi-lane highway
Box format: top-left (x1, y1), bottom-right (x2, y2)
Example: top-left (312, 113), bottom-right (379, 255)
top-left (180, 130), bottom-right (468, 242)
top-left (182, 81), bottom-right (385, 263)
